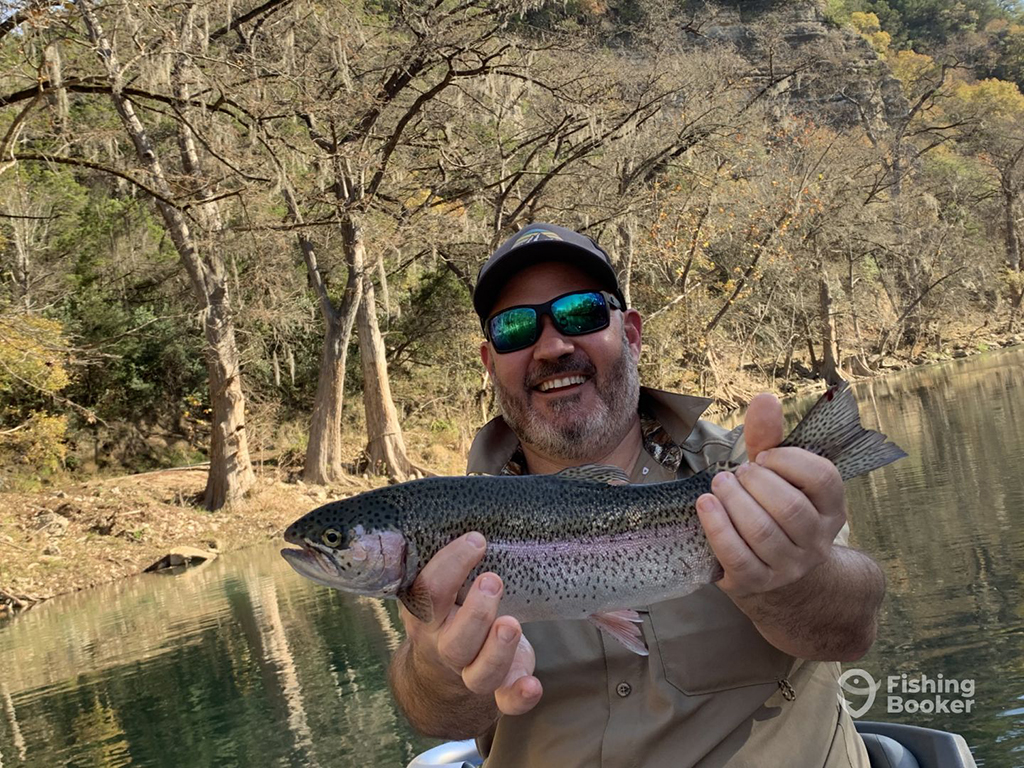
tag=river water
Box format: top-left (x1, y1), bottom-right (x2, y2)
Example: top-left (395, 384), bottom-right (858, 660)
top-left (1, 348), bottom-right (1023, 767)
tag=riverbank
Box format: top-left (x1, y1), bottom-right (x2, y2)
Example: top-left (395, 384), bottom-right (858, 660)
top-left (3, 330), bottom-right (1021, 621)
top-left (0, 470), bottom-right (380, 619)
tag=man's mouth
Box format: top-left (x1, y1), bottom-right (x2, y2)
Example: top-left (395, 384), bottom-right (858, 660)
top-left (536, 374), bottom-right (589, 393)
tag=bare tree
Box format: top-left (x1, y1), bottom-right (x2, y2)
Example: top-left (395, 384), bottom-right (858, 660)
top-left (77, 0), bottom-right (255, 508)
top-left (256, 0), bottom-right (552, 481)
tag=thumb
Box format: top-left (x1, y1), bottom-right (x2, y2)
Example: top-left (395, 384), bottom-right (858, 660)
top-left (744, 393), bottom-right (784, 463)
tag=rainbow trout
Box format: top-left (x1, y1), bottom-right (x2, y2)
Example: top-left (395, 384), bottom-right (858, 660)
top-left (281, 383), bottom-right (905, 654)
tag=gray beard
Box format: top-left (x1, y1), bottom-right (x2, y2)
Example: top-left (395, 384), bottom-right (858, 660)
top-left (492, 332), bottom-right (640, 463)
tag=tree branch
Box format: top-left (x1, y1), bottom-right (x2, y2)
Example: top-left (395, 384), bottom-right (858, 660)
top-left (0, 79), bottom-right (257, 127)
top-left (208, 0), bottom-right (294, 41)
top-left (12, 153), bottom-right (181, 208)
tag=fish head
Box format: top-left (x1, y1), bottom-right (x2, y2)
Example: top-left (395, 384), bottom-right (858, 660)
top-left (280, 497), bottom-right (410, 597)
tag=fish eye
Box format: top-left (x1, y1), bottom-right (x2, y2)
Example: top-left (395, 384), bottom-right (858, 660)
top-left (321, 528), bottom-right (343, 547)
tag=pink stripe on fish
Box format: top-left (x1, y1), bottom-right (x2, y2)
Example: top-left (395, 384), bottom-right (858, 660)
top-left (486, 521), bottom-right (704, 558)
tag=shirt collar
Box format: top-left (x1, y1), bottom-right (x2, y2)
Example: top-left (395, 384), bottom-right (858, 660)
top-left (466, 386), bottom-right (712, 476)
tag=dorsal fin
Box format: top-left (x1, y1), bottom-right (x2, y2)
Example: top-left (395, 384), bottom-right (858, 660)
top-left (555, 464), bottom-right (630, 485)
top-left (723, 423), bottom-right (745, 450)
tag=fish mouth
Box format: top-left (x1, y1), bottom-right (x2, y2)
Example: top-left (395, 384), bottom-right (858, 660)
top-left (280, 546), bottom-right (348, 590)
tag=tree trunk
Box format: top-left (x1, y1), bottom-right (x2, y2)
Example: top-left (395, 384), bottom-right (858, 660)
top-left (355, 234), bottom-right (418, 481)
top-left (844, 252), bottom-right (870, 371)
top-left (1004, 184), bottom-right (1021, 274)
top-left (818, 269), bottom-right (844, 385)
top-left (278, 181), bottom-right (363, 485)
top-left (801, 312), bottom-right (818, 374)
top-left (301, 218), bottom-right (362, 485)
top-left (10, 207), bottom-right (31, 309)
top-left (304, 316), bottom-right (353, 483)
top-left (618, 220), bottom-right (635, 307)
top-left (80, 0), bottom-right (255, 509)
top-left (203, 320), bottom-right (256, 509)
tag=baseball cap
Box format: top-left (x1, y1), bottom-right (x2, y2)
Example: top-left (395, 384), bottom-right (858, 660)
top-left (472, 222), bottom-right (626, 322)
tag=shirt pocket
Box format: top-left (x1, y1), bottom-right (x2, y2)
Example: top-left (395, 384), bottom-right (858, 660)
top-left (645, 586), bottom-right (795, 696)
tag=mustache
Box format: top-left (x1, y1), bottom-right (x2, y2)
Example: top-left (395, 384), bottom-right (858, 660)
top-left (524, 353), bottom-right (597, 389)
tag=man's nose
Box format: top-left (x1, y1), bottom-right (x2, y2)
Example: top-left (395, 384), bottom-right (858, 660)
top-left (532, 315), bottom-right (574, 360)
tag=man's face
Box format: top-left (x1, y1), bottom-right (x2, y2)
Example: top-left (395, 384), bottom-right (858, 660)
top-left (480, 261), bottom-right (642, 462)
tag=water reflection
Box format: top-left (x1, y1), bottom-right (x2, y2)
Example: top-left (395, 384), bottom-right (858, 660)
top-left (842, 351), bottom-right (1024, 767)
top-left (760, 347), bottom-right (1024, 766)
top-left (0, 548), bottom-right (435, 767)
top-left (1, 347), bottom-right (1023, 766)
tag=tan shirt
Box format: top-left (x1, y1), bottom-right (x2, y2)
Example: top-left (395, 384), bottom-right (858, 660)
top-left (467, 387), bottom-right (869, 768)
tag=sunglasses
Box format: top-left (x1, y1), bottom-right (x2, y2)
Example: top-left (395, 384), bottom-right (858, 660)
top-left (485, 290), bottom-right (623, 353)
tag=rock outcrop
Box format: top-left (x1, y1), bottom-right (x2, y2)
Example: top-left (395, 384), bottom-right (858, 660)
top-left (700, 0), bottom-right (907, 133)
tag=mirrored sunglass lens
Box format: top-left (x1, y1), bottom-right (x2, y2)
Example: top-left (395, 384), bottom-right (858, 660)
top-left (490, 308), bottom-right (538, 351)
top-left (552, 292), bottom-right (607, 334)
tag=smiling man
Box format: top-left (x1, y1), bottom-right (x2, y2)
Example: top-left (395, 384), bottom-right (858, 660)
top-left (389, 223), bottom-right (884, 766)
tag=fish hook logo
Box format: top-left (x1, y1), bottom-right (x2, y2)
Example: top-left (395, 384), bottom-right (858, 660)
top-left (838, 668), bottom-right (879, 719)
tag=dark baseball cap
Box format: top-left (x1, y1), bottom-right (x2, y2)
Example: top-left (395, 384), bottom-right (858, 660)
top-left (472, 222), bottom-right (626, 322)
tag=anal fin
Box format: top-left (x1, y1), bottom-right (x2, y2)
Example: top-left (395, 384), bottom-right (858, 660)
top-left (397, 581), bottom-right (434, 624)
top-left (589, 609), bottom-right (649, 656)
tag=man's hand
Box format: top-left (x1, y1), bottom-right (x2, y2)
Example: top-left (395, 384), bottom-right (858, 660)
top-left (398, 531), bottom-right (543, 718)
top-left (694, 392), bottom-right (883, 661)
top-left (695, 392), bottom-right (846, 598)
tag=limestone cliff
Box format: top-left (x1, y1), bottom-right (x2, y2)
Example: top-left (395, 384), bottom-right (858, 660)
top-left (698, 0), bottom-right (907, 132)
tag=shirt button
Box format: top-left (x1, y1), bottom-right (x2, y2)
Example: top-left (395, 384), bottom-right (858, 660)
top-left (616, 682), bottom-right (632, 697)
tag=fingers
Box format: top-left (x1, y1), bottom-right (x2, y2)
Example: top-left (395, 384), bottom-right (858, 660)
top-left (460, 617), bottom-right (522, 694)
top-left (409, 531), bottom-right (487, 630)
top-left (441, 587), bottom-right (542, 715)
top-left (744, 393), bottom-right (784, 462)
top-left (754, 447), bottom-right (846, 525)
top-left (493, 636), bottom-right (543, 716)
top-left (697, 489), bottom-right (770, 595)
top-left (732, 461), bottom-right (820, 550)
top-left (716, 467), bottom-right (801, 552)
top-left (438, 572), bottom-right (504, 670)
top-left (699, 451), bottom-right (847, 596)
top-left (496, 675), bottom-right (544, 716)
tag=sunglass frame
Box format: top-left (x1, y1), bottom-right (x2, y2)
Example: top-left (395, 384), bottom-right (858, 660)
top-left (485, 290), bottom-right (623, 354)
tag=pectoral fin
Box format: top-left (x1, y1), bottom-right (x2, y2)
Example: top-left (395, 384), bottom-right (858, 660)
top-left (397, 581), bottom-right (434, 624)
top-left (589, 609), bottom-right (649, 656)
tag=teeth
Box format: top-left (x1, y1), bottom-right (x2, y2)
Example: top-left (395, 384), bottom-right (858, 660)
top-left (539, 375), bottom-right (586, 392)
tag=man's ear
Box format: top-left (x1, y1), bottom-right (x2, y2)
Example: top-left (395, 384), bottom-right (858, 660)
top-left (623, 309), bottom-right (642, 362)
top-left (480, 340), bottom-right (491, 371)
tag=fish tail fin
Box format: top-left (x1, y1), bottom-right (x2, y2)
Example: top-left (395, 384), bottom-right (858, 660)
top-left (781, 383), bottom-right (907, 481)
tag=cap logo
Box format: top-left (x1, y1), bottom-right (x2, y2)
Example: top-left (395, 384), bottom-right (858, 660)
top-left (512, 229), bottom-right (563, 248)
